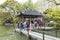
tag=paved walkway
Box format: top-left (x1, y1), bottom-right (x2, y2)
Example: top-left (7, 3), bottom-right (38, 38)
top-left (15, 28), bottom-right (60, 40)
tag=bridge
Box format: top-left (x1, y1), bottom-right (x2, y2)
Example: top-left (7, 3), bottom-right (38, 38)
top-left (15, 28), bottom-right (60, 40)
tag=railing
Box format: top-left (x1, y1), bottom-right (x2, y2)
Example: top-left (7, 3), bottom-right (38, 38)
top-left (15, 27), bottom-right (60, 40)
top-left (31, 28), bottom-right (60, 40)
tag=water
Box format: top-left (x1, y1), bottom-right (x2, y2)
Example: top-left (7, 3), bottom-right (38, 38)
top-left (0, 25), bottom-right (27, 40)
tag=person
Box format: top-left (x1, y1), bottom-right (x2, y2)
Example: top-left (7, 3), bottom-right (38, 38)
top-left (23, 21), bottom-right (27, 30)
top-left (31, 20), bottom-right (34, 24)
top-left (26, 20), bottom-right (30, 31)
top-left (18, 21), bottom-right (19, 28)
top-left (18, 21), bottom-right (23, 30)
top-left (34, 20), bottom-right (37, 28)
top-left (37, 20), bottom-right (42, 27)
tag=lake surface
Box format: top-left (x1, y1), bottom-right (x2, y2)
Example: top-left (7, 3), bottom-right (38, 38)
top-left (0, 25), bottom-right (27, 40)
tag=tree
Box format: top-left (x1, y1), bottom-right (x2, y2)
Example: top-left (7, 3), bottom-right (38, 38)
top-left (0, 0), bottom-right (39, 24)
top-left (23, 0), bottom-right (38, 10)
top-left (0, 0), bottom-right (21, 23)
top-left (0, 9), bottom-right (11, 24)
top-left (44, 8), bottom-right (60, 28)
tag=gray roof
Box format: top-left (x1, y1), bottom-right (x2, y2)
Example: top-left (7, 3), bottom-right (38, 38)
top-left (22, 10), bottom-right (42, 16)
top-left (17, 9), bottom-right (44, 18)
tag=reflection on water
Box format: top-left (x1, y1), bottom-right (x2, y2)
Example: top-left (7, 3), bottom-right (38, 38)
top-left (0, 25), bottom-right (27, 40)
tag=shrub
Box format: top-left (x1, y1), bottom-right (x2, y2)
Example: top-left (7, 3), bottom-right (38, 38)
top-left (56, 23), bottom-right (60, 30)
top-left (48, 22), bottom-right (54, 27)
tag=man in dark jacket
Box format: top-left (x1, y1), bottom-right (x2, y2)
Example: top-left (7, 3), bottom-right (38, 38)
top-left (26, 20), bottom-right (30, 31)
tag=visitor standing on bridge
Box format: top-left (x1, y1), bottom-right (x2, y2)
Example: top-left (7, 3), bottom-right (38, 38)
top-left (34, 20), bottom-right (37, 28)
top-left (37, 20), bottom-right (42, 27)
top-left (18, 21), bottom-right (20, 28)
top-left (26, 20), bottom-right (30, 31)
top-left (23, 21), bottom-right (27, 30)
top-left (18, 21), bottom-right (23, 31)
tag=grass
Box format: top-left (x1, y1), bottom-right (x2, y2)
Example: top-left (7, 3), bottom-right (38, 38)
top-left (0, 25), bottom-right (27, 40)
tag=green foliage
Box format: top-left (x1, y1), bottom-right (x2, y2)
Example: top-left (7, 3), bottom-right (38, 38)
top-left (0, 11), bottom-right (11, 23)
top-left (13, 17), bottom-right (19, 23)
top-left (23, 1), bottom-right (38, 10)
top-left (45, 8), bottom-right (60, 20)
top-left (45, 8), bottom-right (60, 27)
top-left (48, 22), bottom-right (54, 27)
top-left (0, 0), bottom-right (38, 24)
top-left (0, 0), bottom-right (22, 23)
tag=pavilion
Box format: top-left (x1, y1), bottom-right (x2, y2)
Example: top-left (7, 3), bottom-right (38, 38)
top-left (17, 9), bottom-right (44, 18)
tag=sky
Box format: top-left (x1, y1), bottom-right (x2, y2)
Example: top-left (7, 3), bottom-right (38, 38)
top-left (0, 0), bottom-right (6, 4)
top-left (0, 0), bottom-right (37, 4)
